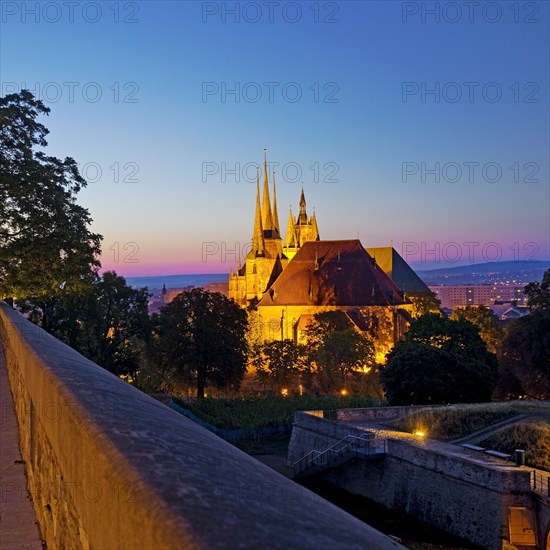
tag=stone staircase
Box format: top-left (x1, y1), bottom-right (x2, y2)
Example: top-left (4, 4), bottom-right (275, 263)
top-left (292, 433), bottom-right (386, 478)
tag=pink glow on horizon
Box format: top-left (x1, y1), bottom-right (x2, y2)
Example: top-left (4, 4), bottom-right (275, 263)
top-left (99, 261), bottom-right (230, 277)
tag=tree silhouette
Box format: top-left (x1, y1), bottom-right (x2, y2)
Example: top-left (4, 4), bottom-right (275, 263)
top-left (153, 288), bottom-right (248, 397)
top-left (0, 90), bottom-right (101, 299)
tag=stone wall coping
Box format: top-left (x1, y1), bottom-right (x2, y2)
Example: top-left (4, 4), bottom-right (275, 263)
top-left (0, 302), bottom-right (403, 550)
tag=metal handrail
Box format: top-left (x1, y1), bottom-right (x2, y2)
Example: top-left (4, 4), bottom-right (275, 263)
top-left (292, 433), bottom-right (383, 476)
top-left (531, 470), bottom-right (550, 497)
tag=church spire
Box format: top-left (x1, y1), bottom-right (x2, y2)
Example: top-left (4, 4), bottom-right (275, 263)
top-left (284, 207), bottom-right (297, 248)
top-left (272, 170), bottom-right (280, 236)
top-left (311, 210), bottom-right (320, 241)
top-left (297, 186), bottom-right (308, 224)
top-left (250, 168), bottom-right (265, 257)
top-left (261, 148), bottom-right (274, 232)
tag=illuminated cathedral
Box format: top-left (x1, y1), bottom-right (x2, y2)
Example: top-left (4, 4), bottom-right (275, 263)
top-left (229, 150), bottom-right (428, 360)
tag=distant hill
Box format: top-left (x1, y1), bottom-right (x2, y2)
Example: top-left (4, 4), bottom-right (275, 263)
top-left (416, 260), bottom-right (549, 286)
top-left (125, 273), bottom-right (227, 290)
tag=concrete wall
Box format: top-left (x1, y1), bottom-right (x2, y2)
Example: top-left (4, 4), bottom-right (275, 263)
top-left (322, 439), bottom-right (538, 550)
top-left (288, 410), bottom-right (541, 550)
top-left (0, 302), bottom-right (403, 550)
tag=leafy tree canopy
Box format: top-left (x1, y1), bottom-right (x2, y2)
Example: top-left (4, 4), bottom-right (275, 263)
top-left (450, 305), bottom-right (503, 354)
top-left (254, 339), bottom-right (308, 393)
top-left (303, 310), bottom-right (353, 347)
top-left (497, 310), bottom-right (550, 400)
top-left (152, 288), bottom-right (248, 397)
top-left (494, 269), bottom-right (550, 399)
top-left (406, 290), bottom-right (441, 318)
top-left (382, 313), bottom-right (498, 405)
top-left (525, 268), bottom-right (550, 312)
top-left (0, 90), bottom-right (101, 299)
top-left (304, 311), bottom-right (376, 393)
top-left (19, 271), bottom-right (150, 377)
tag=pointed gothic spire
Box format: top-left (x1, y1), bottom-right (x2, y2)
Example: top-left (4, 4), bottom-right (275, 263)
top-left (298, 186), bottom-right (308, 224)
top-left (261, 148), bottom-right (274, 232)
top-left (311, 210), bottom-right (319, 241)
top-left (272, 170), bottom-right (280, 235)
top-left (284, 207), bottom-right (297, 248)
top-left (250, 168), bottom-right (265, 257)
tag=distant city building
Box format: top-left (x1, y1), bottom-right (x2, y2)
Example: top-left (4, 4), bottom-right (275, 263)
top-left (489, 303), bottom-right (530, 321)
top-left (429, 284), bottom-right (526, 310)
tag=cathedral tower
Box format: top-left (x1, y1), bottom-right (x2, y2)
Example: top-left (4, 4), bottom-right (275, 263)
top-left (228, 149), bottom-right (286, 305)
top-left (282, 187), bottom-right (320, 260)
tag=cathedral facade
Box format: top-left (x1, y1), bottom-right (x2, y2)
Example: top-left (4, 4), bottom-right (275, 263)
top-left (229, 151), bottom-right (426, 361)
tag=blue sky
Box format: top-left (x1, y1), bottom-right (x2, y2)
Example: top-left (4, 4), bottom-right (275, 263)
top-left (1, 0), bottom-right (548, 274)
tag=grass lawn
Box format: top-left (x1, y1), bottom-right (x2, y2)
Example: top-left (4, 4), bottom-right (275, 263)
top-left (391, 401), bottom-right (550, 441)
top-left (172, 394), bottom-right (384, 430)
top-left (478, 421), bottom-right (550, 471)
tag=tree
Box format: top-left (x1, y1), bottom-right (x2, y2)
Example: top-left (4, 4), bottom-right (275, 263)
top-left (494, 269), bottom-right (550, 400)
top-left (381, 314), bottom-right (498, 405)
top-left (406, 290), bottom-right (441, 318)
top-left (497, 310), bottom-right (550, 400)
top-left (524, 269), bottom-right (550, 312)
top-left (254, 339), bottom-right (308, 393)
top-left (19, 272), bottom-right (150, 378)
top-left (152, 288), bottom-right (248, 397)
top-left (450, 305), bottom-right (503, 354)
top-left (304, 311), bottom-right (376, 393)
top-left (303, 310), bottom-right (353, 347)
top-left (0, 91), bottom-right (101, 299)
top-left (317, 329), bottom-right (375, 383)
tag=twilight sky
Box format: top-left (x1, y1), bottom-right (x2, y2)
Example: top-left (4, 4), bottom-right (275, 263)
top-left (1, 0), bottom-right (548, 275)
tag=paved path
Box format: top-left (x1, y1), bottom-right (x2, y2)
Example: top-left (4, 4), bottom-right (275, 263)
top-left (0, 342), bottom-right (43, 549)
top-left (450, 414), bottom-right (533, 445)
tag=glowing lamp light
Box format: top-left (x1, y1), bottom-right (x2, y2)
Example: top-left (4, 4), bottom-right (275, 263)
top-left (340, 389), bottom-right (348, 396)
top-left (414, 431), bottom-right (425, 437)
top-left (281, 388), bottom-right (289, 397)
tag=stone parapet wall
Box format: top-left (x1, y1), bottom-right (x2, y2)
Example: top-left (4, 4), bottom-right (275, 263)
top-left (287, 407), bottom-right (545, 550)
top-left (0, 302), bottom-right (403, 550)
top-left (387, 439), bottom-right (532, 493)
top-left (304, 431), bottom-right (535, 550)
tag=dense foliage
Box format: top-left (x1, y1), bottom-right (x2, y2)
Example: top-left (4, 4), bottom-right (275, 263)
top-left (253, 339), bottom-right (308, 392)
top-left (0, 91), bottom-right (101, 299)
top-left (496, 268), bottom-right (550, 400)
top-left (149, 288), bottom-right (248, 397)
top-left (381, 314), bottom-right (498, 405)
top-left (303, 311), bottom-right (377, 393)
top-left (406, 290), bottom-right (441, 317)
top-left (524, 268), bottom-right (550, 312)
top-left (173, 394), bottom-right (384, 430)
top-left (19, 272), bottom-right (150, 377)
top-left (497, 310), bottom-right (550, 399)
top-left (450, 305), bottom-right (503, 354)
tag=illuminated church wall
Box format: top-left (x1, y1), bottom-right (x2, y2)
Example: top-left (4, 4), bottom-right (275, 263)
top-left (229, 150), bottom-right (416, 359)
